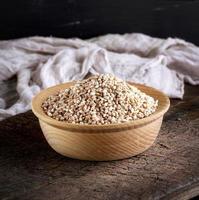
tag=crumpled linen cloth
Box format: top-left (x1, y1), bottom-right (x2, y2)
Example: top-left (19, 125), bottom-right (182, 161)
top-left (0, 33), bottom-right (199, 120)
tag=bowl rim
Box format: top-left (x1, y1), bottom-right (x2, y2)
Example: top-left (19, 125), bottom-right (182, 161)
top-left (31, 81), bottom-right (170, 130)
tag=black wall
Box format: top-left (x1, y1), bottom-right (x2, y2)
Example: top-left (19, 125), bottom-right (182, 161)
top-left (0, 0), bottom-right (199, 44)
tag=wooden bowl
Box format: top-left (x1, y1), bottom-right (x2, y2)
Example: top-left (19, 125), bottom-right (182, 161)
top-left (31, 82), bottom-right (170, 161)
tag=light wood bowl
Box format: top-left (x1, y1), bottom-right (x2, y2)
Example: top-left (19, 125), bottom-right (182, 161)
top-left (32, 82), bottom-right (170, 161)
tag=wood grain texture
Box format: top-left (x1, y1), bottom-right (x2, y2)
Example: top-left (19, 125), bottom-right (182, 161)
top-left (0, 84), bottom-right (198, 199)
top-left (31, 82), bottom-right (169, 161)
top-left (39, 117), bottom-right (162, 161)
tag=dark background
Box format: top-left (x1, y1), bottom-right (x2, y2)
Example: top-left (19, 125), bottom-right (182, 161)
top-left (0, 0), bottom-right (199, 44)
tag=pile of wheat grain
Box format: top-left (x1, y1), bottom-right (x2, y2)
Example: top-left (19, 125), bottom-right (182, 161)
top-left (42, 74), bottom-right (158, 125)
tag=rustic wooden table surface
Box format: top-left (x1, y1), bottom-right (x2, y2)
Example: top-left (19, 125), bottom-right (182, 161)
top-left (0, 84), bottom-right (198, 200)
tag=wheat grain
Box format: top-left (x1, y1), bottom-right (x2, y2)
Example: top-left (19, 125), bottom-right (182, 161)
top-left (42, 74), bottom-right (158, 125)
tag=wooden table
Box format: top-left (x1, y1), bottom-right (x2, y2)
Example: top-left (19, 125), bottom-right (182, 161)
top-left (0, 85), bottom-right (199, 200)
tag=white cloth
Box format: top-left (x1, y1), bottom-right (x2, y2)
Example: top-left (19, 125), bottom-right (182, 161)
top-left (0, 33), bottom-right (199, 120)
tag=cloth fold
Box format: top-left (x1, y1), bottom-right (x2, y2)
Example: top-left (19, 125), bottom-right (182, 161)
top-left (0, 33), bottom-right (199, 120)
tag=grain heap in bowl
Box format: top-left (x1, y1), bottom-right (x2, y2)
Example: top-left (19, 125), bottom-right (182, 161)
top-left (42, 74), bottom-right (158, 125)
